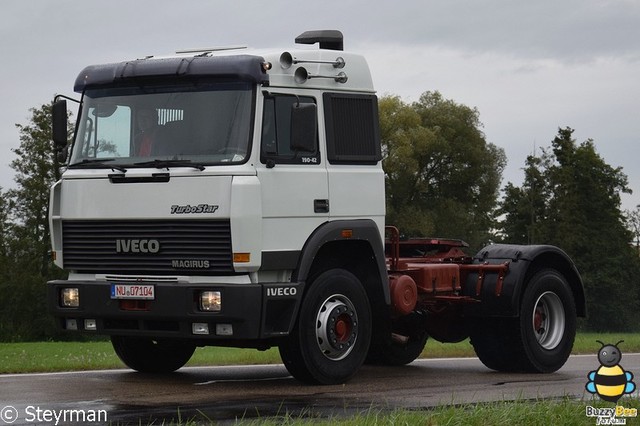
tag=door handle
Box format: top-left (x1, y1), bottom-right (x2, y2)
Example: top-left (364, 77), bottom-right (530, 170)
top-left (314, 199), bottom-right (330, 213)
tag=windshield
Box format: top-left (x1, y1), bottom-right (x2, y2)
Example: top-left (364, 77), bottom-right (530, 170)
top-left (69, 81), bottom-right (254, 167)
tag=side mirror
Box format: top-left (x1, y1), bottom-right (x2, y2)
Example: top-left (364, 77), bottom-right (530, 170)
top-left (52, 99), bottom-right (68, 150)
top-left (290, 102), bottom-right (317, 153)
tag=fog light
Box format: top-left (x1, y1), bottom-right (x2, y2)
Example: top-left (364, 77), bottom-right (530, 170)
top-left (199, 291), bottom-right (221, 312)
top-left (65, 319), bottom-right (78, 330)
top-left (60, 288), bottom-right (79, 307)
top-left (192, 323), bottom-right (210, 335)
top-left (84, 319), bottom-right (97, 331)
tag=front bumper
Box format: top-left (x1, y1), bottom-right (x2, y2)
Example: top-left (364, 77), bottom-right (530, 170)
top-left (47, 279), bottom-right (302, 340)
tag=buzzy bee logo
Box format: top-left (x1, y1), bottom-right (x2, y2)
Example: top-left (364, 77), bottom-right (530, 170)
top-left (586, 341), bottom-right (636, 403)
top-left (585, 340), bottom-right (637, 425)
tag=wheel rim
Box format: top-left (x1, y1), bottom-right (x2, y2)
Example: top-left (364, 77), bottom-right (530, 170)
top-left (532, 291), bottom-right (565, 350)
top-left (316, 294), bottom-right (358, 361)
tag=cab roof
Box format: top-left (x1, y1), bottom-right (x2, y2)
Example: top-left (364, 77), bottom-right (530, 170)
top-left (73, 30), bottom-right (374, 94)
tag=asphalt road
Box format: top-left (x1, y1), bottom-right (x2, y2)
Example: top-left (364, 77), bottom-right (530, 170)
top-left (1, 354), bottom-right (639, 424)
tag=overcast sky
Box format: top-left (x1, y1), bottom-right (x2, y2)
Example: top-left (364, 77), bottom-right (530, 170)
top-left (2, 0), bottom-right (639, 209)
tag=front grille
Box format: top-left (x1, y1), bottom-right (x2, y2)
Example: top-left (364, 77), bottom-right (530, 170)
top-left (62, 220), bottom-right (233, 274)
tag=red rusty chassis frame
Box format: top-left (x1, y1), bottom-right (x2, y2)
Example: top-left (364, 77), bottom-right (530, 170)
top-left (385, 226), bottom-right (509, 316)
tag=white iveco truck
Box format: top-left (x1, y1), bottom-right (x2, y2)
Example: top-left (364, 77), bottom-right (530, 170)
top-left (49, 30), bottom-right (585, 385)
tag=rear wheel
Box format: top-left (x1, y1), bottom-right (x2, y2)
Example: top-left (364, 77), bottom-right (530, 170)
top-left (111, 336), bottom-right (195, 373)
top-left (279, 269), bottom-right (372, 384)
top-left (470, 268), bottom-right (576, 373)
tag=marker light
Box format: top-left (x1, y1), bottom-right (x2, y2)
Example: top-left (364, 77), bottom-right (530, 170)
top-left (60, 288), bottom-right (80, 307)
top-left (84, 319), bottom-right (97, 331)
top-left (199, 291), bottom-right (222, 312)
top-left (65, 319), bottom-right (78, 330)
top-left (233, 253), bottom-right (251, 263)
top-left (192, 323), bottom-right (210, 335)
top-left (216, 324), bottom-right (233, 336)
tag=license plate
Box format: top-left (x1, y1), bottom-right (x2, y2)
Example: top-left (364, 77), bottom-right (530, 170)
top-left (110, 284), bottom-right (155, 300)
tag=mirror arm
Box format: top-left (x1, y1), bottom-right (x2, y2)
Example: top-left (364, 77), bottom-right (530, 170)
top-left (54, 94), bottom-right (81, 104)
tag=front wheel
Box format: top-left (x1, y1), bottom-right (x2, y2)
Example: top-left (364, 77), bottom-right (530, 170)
top-left (470, 268), bottom-right (576, 373)
top-left (279, 269), bottom-right (372, 384)
top-left (111, 336), bottom-right (196, 373)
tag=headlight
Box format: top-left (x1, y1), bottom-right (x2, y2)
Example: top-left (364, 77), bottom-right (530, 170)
top-left (60, 288), bottom-right (80, 307)
top-left (199, 291), bottom-right (221, 312)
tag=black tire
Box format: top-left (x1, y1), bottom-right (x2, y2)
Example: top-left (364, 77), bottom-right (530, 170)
top-left (111, 336), bottom-right (196, 373)
top-left (279, 269), bottom-right (372, 384)
top-left (470, 268), bottom-right (576, 373)
top-left (367, 313), bottom-right (428, 366)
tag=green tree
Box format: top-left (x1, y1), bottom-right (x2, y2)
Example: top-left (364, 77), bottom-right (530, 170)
top-left (499, 127), bottom-right (639, 331)
top-left (380, 92), bottom-right (506, 250)
top-left (0, 103), bottom-right (69, 340)
top-left (0, 188), bottom-right (12, 339)
top-left (9, 104), bottom-right (62, 276)
top-left (624, 207), bottom-right (640, 251)
top-left (0, 188), bottom-right (9, 256)
top-left (498, 150), bottom-right (554, 244)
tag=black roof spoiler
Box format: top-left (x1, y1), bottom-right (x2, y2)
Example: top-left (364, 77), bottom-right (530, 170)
top-left (73, 54), bottom-right (269, 92)
top-left (295, 30), bottom-right (344, 51)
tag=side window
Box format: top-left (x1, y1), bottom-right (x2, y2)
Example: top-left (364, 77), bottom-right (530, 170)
top-left (261, 95), bottom-right (319, 165)
top-left (323, 93), bottom-right (382, 164)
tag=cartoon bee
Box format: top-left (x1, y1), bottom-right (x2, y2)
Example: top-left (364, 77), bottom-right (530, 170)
top-left (586, 340), bottom-right (636, 403)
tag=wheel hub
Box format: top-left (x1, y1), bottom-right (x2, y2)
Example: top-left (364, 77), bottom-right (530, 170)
top-left (316, 295), bottom-right (358, 361)
top-left (532, 291), bottom-right (565, 350)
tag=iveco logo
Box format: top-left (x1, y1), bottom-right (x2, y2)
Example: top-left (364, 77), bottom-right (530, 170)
top-left (116, 239), bottom-right (160, 253)
top-left (266, 287), bottom-right (297, 297)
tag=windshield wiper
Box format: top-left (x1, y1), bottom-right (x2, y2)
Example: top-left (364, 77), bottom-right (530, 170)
top-left (133, 159), bottom-right (205, 171)
top-left (68, 159), bottom-right (127, 173)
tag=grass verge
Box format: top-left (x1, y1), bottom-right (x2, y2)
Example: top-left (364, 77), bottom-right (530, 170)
top-left (0, 332), bottom-right (638, 374)
top-left (259, 397), bottom-right (640, 426)
top-left (135, 397), bottom-right (640, 425)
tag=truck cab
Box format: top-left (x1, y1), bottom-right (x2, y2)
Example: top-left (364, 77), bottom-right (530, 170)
top-left (49, 31), bottom-right (389, 383)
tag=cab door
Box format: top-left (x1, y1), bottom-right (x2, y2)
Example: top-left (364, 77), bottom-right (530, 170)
top-left (323, 92), bottom-right (385, 231)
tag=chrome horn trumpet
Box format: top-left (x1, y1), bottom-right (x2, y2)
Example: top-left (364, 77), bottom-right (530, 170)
top-left (280, 51), bottom-right (346, 69)
top-left (294, 67), bottom-right (348, 84)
